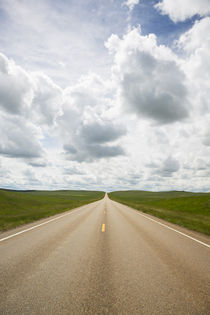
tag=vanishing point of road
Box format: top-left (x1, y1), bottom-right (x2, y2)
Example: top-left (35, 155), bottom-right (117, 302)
top-left (0, 194), bottom-right (209, 314)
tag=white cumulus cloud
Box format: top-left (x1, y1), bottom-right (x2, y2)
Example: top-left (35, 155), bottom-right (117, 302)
top-left (0, 114), bottom-right (43, 159)
top-left (155, 0), bottom-right (210, 22)
top-left (57, 73), bottom-right (126, 162)
top-left (106, 27), bottom-right (189, 124)
top-left (0, 53), bottom-right (33, 115)
top-left (178, 17), bottom-right (210, 114)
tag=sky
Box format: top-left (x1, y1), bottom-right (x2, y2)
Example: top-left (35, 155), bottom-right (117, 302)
top-left (0, 0), bottom-right (210, 192)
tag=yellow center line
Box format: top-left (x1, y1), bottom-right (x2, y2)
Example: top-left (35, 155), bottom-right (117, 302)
top-left (101, 223), bottom-right (106, 232)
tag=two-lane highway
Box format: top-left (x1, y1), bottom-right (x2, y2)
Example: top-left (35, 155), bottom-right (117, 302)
top-left (0, 194), bottom-right (209, 314)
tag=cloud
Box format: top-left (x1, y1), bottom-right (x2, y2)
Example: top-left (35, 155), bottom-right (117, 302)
top-left (0, 159), bottom-right (10, 178)
top-left (0, 51), bottom-right (64, 164)
top-left (23, 169), bottom-right (41, 185)
top-left (201, 123), bottom-right (210, 146)
top-left (79, 121), bottom-right (126, 144)
top-left (64, 144), bottom-right (125, 162)
top-left (57, 73), bottom-right (126, 162)
top-left (0, 52), bottom-right (63, 125)
top-left (178, 18), bottom-right (210, 114)
top-left (106, 28), bottom-right (189, 124)
top-left (0, 53), bottom-right (33, 115)
top-left (0, 0), bottom-right (128, 87)
top-left (178, 17), bottom-right (210, 52)
top-left (202, 135), bottom-right (210, 147)
top-left (62, 121), bottom-right (126, 160)
top-left (117, 172), bottom-right (141, 186)
top-left (31, 72), bottom-right (63, 125)
top-left (194, 158), bottom-right (208, 171)
top-left (0, 2), bottom-right (210, 193)
top-left (160, 156), bottom-right (180, 177)
top-left (155, 0), bottom-right (210, 22)
top-left (63, 167), bottom-right (84, 175)
top-left (124, 0), bottom-right (139, 12)
top-left (29, 160), bottom-right (48, 167)
top-left (146, 162), bottom-right (159, 169)
top-left (0, 114), bottom-right (43, 159)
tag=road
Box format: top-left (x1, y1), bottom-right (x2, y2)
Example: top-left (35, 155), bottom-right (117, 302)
top-left (0, 194), bottom-right (210, 314)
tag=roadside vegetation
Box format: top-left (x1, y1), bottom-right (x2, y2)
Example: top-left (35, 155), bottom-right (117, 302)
top-left (108, 190), bottom-right (210, 235)
top-left (0, 189), bottom-right (105, 231)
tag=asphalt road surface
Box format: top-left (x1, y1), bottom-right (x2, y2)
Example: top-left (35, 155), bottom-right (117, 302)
top-left (0, 194), bottom-right (210, 314)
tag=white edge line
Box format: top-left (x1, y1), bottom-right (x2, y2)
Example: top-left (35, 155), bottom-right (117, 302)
top-left (115, 201), bottom-right (210, 249)
top-left (137, 211), bottom-right (210, 248)
top-left (0, 210), bottom-right (74, 243)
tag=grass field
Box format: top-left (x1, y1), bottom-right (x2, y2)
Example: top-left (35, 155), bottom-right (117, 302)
top-left (108, 190), bottom-right (210, 235)
top-left (0, 189), bottom-right (105, 231)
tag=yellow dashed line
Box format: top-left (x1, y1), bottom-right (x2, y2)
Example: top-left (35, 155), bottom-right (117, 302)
top-left (101, 224), bottom-right (106, 232)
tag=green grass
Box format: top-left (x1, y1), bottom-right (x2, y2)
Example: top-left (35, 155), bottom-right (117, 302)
top-left (0, 189), bottom-right (105, 231)
top-left (108, 190), bottom-right (210, 235)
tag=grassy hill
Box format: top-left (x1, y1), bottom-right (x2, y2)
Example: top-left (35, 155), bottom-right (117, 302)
top-left (0, 189), bottom-right (105, 231)
top-left (108, 190), bottom-right (210, 235)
